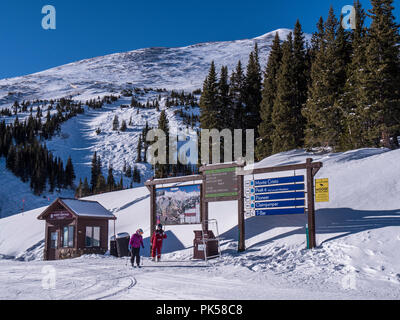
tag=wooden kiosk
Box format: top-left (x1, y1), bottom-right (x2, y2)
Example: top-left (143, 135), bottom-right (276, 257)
top-left (37, 198), bottom-right (116, 261)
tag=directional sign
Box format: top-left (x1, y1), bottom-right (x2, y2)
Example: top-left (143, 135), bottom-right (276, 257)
top-left (255, 184), bottom-right (305, 194)
top-left (256, 207), bottom-right (305, 216)
top-left (255, 199), bottom-right (305, 209)
top-left (255, 176), bottom-right (304, 186)
top-left (255, 192), bottom-right (305, 202)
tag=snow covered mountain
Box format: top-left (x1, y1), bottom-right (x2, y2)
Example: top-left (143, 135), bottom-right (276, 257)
top-left (0, 28), bottom-right (301, 218)
top-left (0, 29), bottom-right (295, 105)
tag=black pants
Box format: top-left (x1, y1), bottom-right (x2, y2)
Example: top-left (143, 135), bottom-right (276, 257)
top-left (130, 247), bottom-right (140, 266)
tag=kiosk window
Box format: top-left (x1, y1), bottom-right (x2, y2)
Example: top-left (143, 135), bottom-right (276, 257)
top-left (50, 232), bottom-right (58, 249)
top-left (85, 227), bottom-right (101, 247)
top-left (63, 226), bottom-right (74, 248)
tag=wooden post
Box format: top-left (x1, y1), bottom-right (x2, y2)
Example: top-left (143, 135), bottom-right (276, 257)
top-left (306, 158), bottom-right (316, 249)
top-left (149, 185), bottom-right (156, 256)
top-left (201, 183), bottom-right (209, 232)
top-left (238, 171), bottom-right (245, 252)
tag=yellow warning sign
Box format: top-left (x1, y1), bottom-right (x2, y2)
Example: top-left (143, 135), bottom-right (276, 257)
top-left (315, 178), bottom-right (329, 202)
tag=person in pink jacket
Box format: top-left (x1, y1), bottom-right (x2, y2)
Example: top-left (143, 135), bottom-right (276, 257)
top-left (129, 229), bottom-right (144, 268)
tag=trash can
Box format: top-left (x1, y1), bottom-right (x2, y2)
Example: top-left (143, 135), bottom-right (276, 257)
top-left (109, 236), bottom-right (118, 257)
top-left (116, 232), bottom-right (130, 257)
top-left (193, 230), bottom-right (219, 260)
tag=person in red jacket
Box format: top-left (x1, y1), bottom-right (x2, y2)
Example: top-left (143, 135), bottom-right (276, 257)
top-left (151, 224), bottom-right (167, 262)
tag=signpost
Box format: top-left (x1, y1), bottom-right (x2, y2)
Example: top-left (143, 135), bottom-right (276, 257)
top-left (146, 159), bottom-right (323, 254)
top-left (200, 163), bottom-right (245, 252)
top-left (239, 158), bottom-right (323, 249)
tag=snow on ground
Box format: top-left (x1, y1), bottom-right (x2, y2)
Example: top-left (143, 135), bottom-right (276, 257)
top-left (1, 148), bottom-right (400, 299)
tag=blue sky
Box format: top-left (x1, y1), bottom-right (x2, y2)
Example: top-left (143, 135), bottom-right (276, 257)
top-left (0, 0), bottom-right (398, 79)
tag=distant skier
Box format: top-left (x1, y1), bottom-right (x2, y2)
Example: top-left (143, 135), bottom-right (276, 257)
top-left (128, 229), bottom-right (144, 268)
top-left (151, 224), bottom-right (167, 262)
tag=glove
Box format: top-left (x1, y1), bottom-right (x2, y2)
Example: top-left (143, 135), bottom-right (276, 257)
top-left (142, 245), bottom-right (145, 249)
top-left (128, 244), bottom-right (132, 251)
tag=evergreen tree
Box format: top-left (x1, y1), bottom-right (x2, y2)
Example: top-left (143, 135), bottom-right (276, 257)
top-left (200, 61), bottom-right (218, 130)
top-left (82, 177), bottom-right (90, 197)
top-left (112, 115), bottom-right (119, 131)
top-left (154, 110), bottom-right (170, 178)
top-left (95, 174), bottom-right (107, 194)
top-left (303, 7), bottom-right (348, 149)
top-left (217, 66), bottom-right (231, 130)
top-left (229, 61), bottom-right (245, 130)
top-left (90, 152), bottom-right (98, 191)
top-left (271, 33), bottom-right (298, 153)
top-left (107, 165), bottom-right (115, 192)
top-left (339, 0), bottom-right (368, 149)
top-left (120, 120), bottom-right (127, 132)
top-left (256, 32), bottom-right (282, 159)
top-left (64, 156), bottom-right (75, 187)
top-left (243, 43), bottom-right (262, 135)
top-left (136, 136), bottom-right (143, 162)
top-left (292, 20), bottom-right (308, 147)
top-left (356, 0), bottom-right (400, 147)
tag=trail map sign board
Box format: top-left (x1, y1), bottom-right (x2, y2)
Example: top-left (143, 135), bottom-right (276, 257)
top-left (204, 167), bottom-right (239, 201)
top-left (315, 178), bottom-right (329, 202)
top-left (156, 185), bottom-right (201, 225)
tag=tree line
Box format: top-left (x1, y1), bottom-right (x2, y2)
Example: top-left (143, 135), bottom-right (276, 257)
top-left (199, 0), bottom-right (400, 162)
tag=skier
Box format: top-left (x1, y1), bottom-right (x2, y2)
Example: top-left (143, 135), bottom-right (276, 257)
top-left (151, 224), bottom-right (167, 262)
top-left (128, 229), bottom-right (144, 268)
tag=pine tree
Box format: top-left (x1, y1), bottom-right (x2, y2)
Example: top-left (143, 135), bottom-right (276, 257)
top-left (75, 179), bottom-right (83, 198)
top-left (120, 120), bottom-right (127, 132)
top-left (229, 61), bottom-right (245, 130)
top-left (136, 136), bottom-right (142, 162)
top-left (256, 32), bottom-right (282, 159)
top-left (107, 165), bottom-right (115, 192)
top-left (303, 7), bottom-right (348, 149)
top-left (243, 43), bottom-right (262, 135)
top-left (271, 33), bottom-right (298, 153)
top-left (125, 164), bottom-right (132, 178)
top-left (82, 177), bottom-right (90, 197)
top-left (95, 174), bottom-right (107, 194)
top-left (200, 61), bottom-right (219, 130)
top-left (112, 115), bottom-right (119, 131)
top-left (292, 20), bottom-right (308, 147)
top-left (155, 110), bottom-right (170, 178)
top-left (217, 66), bottom-right (231, 130)
top-left (64, 156), bottom-right (75, 187)
top-left (339, 0), bottom-right (367, 149)
top-left (356, 0), bottom-right (400, 147)
top-left (90, 152), bottom-right (98, 191)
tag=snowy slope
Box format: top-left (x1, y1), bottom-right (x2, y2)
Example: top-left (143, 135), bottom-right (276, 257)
top-left (1, 148), bottom-right (399, 299)
top-left (0, 28), bottom-right (304, 217)
top-left (0, 29), bottom-right (295, 105)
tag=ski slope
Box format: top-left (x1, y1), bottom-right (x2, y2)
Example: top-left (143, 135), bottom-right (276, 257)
top-left (1, 148), bottom-right (400, 299)
top-left (0, 29), bottom-right (297, 105)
